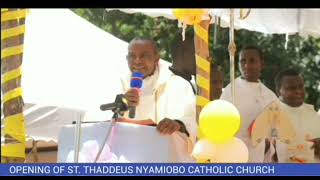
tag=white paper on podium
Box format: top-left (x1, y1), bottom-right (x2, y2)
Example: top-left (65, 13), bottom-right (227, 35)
top-left (58, 121), bottom-right (192, 163)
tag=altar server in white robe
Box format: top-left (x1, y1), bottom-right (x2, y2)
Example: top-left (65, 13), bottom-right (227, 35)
top-left (220, 45), bottom-right (278, 162)
top-left (275, 69), bottom-right (320, 163)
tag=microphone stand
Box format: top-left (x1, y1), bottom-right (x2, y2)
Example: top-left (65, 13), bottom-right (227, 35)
top-left (94, 108), bottom-right (121, 163)
top-left (71, 94), bottom-right (127, 163)
top-left (73, 112), bottom-right (82, 163)
top-left (93, 94), bottom-right (128, 163)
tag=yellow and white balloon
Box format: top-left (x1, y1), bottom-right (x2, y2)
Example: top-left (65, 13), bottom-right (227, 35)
top-left (192, 100), bottom-right (249, 163)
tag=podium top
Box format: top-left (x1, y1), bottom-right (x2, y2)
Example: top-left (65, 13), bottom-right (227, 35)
top-left (58, 121), bottom-right (192, 163)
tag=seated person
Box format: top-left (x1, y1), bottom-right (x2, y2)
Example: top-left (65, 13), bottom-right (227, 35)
top-left (275, 68), bottom-right (320, 162)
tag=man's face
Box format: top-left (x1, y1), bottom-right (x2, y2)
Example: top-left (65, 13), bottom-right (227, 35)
top-left (171, 38), bottom-right (196, 76)
top-left (239, 49), bottom-right (264, 82)
top-left (211, 70), bottom-right (224, 100)
top-left (183, 40), bottom-right (196, 75)
top-left (127, 40), bottom-right (159, 77)
top-left (279, 75), bottom-right (305, 107)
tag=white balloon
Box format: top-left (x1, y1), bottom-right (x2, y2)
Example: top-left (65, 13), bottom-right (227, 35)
top-left (214, 137), bottom-right (249, 163)
top-left (192, 139), bottom-right (217, 161)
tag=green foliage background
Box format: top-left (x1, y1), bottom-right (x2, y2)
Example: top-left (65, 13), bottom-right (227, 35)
top-left (72, 9), bottom-right (320, 110)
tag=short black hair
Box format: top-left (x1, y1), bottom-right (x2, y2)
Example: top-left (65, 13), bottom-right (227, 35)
top-left (239, 45), bottom-right (264, 60)
top-left (274, 68), bottom-right (302, 94)
top-left (129, 37), bottom-right (159, 55)
top-left (170, 35), bottom-right (194, 61)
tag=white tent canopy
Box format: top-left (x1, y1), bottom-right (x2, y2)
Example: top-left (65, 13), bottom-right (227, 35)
top-left (22, 9), bottom-right (170, 113)
top-left (111, 9), bottom-right (320, 38)
top-left (23, 9), bottom-right (129, 111)
top-left (3, 8), bottom-right (318, 142)
top-left (1, 9), bottom-right (171, 141)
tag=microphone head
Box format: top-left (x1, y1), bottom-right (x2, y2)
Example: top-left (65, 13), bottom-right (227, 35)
top-left (130, 72), bottom-right (144, 88)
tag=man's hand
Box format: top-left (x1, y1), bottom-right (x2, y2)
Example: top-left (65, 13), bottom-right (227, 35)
top-left (124, 88), bottom-right (139, 107)
top-left (310, 138), bottom-right (320, 159)
top-left (117, 118), bottom-right (156, 126)
top-left (156, 118), bottom-right (181, 135)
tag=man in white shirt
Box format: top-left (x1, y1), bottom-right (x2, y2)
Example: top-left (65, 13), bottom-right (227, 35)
top-left (220, 45), bottom-right (278, 162)
top-left (275, 69), bottom-right (320, 162)
top-left (120, 38), bottom-right (197, 162)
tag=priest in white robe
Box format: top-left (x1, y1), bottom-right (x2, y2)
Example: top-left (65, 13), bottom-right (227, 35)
top-left (67, 38), bottom-right (197, 163)
top-left (119, 38), bottom-right (197, 162)
top-left (275, 69), bottom-right (320, 163)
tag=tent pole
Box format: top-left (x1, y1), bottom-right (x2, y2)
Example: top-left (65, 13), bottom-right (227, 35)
top-left (194, 19), bottom-right (211, 123)
top-left (228, 9), bottom-right (236, 105)
top-left (1, 8), bottom-right (28, 163)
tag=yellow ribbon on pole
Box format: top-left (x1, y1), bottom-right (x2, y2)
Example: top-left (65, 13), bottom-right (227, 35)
top-left (4, 113), bottom-right (26, 143)
top-left (1, 9), bottom-right (28, 159)
top-left (173, 9), bottom-right (211, 123)
top-left (2, 67), bottom-right (22, 84)
top-left (1, 9), bottom-right (29, 22)
top-left (1, 45), bottom-right (24, 59)
top-left (1, 24), bottom-right (26, 40)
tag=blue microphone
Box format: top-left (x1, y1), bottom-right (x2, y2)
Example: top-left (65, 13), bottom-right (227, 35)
top-left (129, 72), bottom-right (144, 118)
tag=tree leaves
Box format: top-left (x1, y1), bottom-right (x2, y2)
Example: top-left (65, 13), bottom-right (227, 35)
top-left (72, 8), bottom-right (320, 110)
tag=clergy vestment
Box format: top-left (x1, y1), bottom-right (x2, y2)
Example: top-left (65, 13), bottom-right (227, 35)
top-left (120, 61), bottom-right (197, 162)
top-left (220, 77), bottom-right (278, 162)
top-left (279, 102), bottom-right (320, 163)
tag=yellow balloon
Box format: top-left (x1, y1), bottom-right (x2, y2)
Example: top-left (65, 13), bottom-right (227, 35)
top-left (199, 100), bottom-right (240, 143)
top-left (198, 128), bottom-right (205, 139)
top-left (173, 9), bottom-right (207, 25)
top-left (214, 137), bottom-right (249, 163)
